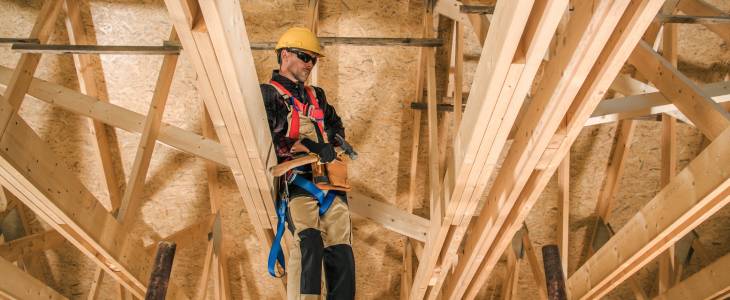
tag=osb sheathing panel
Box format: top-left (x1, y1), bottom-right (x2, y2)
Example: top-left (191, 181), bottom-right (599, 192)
top-left (1, 0), bottom-right (729, 299)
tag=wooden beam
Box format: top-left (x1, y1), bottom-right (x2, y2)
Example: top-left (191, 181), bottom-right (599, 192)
top-left (658, 8), bottom-right (680, 291)
top-left (11, 43), bottom-right (181, 55)
top-left (63, 0), bottom-right (125, 213)
top-left (0, 65), bottom-right (227, 166)
top-left (501, 249), bottom-right (521, 300)
top-left (427, 0), bottom-right (570, 297)
top-left (0, 113), bottom-right (154, 298)
top-left (165, 0), bottom-right (287, 294)
top-left (655, 252), bottom-right (730, 300)
top-left (453, 1), bottom-right (667, 298)
top-left (676, 0), bottom-right (730, 44)
top-left (629, 41), bottom-right (730, 140)
top-left (145, 215), bottom-right (214, 253)
top-left (445, 0), bottom-right (635, 297)
top-left (596, 120), bottom-right (635, 220)
top-left (0, 0), bottom-right (63, 138)
top-left (556, 155), bottom-right (569, 275)
top-left (202, 106), bottom-right (231, 300)
top-left (409, 1), bottom-right (539, 298)
top-left (0, 256), bottom-right (66, 299)
top-left (586, 80), bottom-right (730, 126)
top-left (566, 126), bottom-right (730, 299)
top-left (522, 227), bottom-right (548, 300)
top-left (402, 11), bottom-right (430, 299)
top-left (117, 30), bottom-right (179, 227)
top-left (0, 229), bottom-right (64, 262)
top-left (349, 192), bottom-right (429, 242)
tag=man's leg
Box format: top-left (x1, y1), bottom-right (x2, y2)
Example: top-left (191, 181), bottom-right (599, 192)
top-left (287, 195), bottom-right (323, 299)
top-left (321, 195), bottom-right (356, 299)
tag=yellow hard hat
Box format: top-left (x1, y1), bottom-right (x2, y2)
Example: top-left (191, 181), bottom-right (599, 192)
top-left (275, 27), bottom-right (324, 57)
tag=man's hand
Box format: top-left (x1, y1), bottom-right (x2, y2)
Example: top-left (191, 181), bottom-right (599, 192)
top-left (300, 139), bottom-right (336, 163)
top-left (291, 140), bottom-right (309, 153)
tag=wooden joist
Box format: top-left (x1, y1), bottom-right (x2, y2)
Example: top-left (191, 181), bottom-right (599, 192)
top-left (557, 156), bottom-right (569, 275)
top-left (442, 0), bottom-right (637, 298)
top-left (0, 65), bottom-right (227, 165)
top-left (586, 80), bottom-right (730, 126)
top-left (0, 0), bottom-right (63, 137)
top-left (0, 230), bottom-right (64, 262)
top-left (658, 14), bottom-right (730, 24)
top-left (117, 30), bottom-right (179, 227)
top-left (426, 0), bottom-right (571, 297)
top-left (448, 1), bottom-right (667, 299)
top-left (676, 0), bottom-right (730, 44)
top-left (629, 40), bottom-right (730, 140)
top-left (567, 125), bottom-right (730, 299)
top-left (409, 1), bottom-right (539, 298)
top-left (592, 119), bottom-right (636, 222)
top-left (348, 192), bottom-right (429, 242)
top-left (655, 252), bottom-right (730, 300)
top-left (63, 0), bottom-right (126, 212)
top-left (0, 256), bottom-right (66, 299)
top-left (0, 113), bottom-right (154, 298)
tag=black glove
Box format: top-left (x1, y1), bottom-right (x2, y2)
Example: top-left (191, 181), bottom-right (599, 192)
top-left (301, 139), bottom-right (336, 163)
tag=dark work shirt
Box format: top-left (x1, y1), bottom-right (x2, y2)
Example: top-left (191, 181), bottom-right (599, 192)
top-left (260, 70), bottom-right (345, 163)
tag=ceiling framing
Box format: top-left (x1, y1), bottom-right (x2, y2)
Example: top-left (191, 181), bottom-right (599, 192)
top-left (0, 0), bottom-right (728, 299)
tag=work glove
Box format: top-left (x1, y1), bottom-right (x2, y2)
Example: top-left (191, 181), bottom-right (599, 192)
top-left (301, 139), bottom-right (336, 163)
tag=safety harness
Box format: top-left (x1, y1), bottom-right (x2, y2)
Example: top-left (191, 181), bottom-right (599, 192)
top-left (266, 80), bottom-right (338, 277)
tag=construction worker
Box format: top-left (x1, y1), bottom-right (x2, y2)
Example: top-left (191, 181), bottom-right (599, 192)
top-left (261, 27), bottom-right (356, 299)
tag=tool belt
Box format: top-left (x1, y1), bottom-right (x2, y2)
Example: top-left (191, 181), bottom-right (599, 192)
top-left (267, 152), bottom-right (350, 277)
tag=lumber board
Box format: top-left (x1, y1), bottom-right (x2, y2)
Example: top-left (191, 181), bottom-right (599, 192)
top-left (629, 41), bottom-right (730, 140)
top-left (409, 1), bottom-right (537, 298)
top-left (586, 80), bottom-right (730, 126)
top-left (557, 155), bottom-right (569, 275)
top-left (63, 0), bottom-right (125, 211)
top-left (0, 0), bottom-right (63, 137)
top-left (654, 252), bottom-right (730, 300)
top-left (444, 0), bottom-right (634, 298)
top-left (0, 65), bottom-right (227, 165)
top-left (453, 1), bottom-right (666, 298)
top-left (567, 126), bottom-right (730, 299)
top-left (0, 229), bottom-right (64, 262)
top-left (0, 113), bottom-right (153, 297)
top-left (348, 193), bottom-right (429, 242)
top-left (0, 256), bottom-right (66, 299)
top-left (117, 30), bottom-right (179, 227)
top-left (594, 120), bottom-right (636, 220)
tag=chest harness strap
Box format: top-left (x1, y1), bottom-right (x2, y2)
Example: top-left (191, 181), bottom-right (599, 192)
top-left (266, 81), bottom-right (339, 277)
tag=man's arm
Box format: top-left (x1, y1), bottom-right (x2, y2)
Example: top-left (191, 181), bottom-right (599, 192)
top-left (261, 84), bottom-right (295, 159)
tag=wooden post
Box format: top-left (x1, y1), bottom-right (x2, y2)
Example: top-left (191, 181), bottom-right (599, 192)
top-left (542, 245), bottom-right (566, 300)
top-left (145, 242), bottom-right (177, 300)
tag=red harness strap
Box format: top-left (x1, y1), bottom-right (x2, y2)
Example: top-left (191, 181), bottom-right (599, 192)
top-left (268, 80), bottom-right (328, 142)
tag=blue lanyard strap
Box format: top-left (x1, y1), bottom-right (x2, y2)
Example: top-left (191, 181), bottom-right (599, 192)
top-left (267, 174), bottom-right (339, 277)
top-left (267, 197), bottom-right (288, 277)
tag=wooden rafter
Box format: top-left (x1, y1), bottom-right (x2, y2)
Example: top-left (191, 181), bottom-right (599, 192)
top-left (567, 125), bottom-right (730, 299)
top-left (116, 30), bottom-right (179, 226)
top-left (0, 113), bottom-right (156, 298)
top-left (587, 80), bottom-right (730, 126)
top-left (409, 1), bottom-right (539, 298)
top-left (655, 252), bottom-right (730, 300)
top-left (63, 0), bottom-right (126, 212)
top-left (446, 1), bottom-right (667, 298)
top-left (443, 0), bottom-right (637, 298)
top-left (0, 256), bottom-right (66, 299)
top-left (629, 41), bottom-right (730, 140)
top-left (0, 230), bottom-right (64, 262)
top-left (557, 155), bottom-right (569, 275)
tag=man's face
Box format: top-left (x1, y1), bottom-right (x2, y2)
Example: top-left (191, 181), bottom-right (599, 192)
top-left (281, 48), bottom-right (317, 82)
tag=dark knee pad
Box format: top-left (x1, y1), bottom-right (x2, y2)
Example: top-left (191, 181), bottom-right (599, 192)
top-left (323, 244), bottom-right (356, 300)
top-left (299, 228), bottom-right (324, 295)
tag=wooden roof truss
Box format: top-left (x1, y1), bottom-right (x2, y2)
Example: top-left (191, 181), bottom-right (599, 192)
top-left (0, 0), bottom-right (728, 298)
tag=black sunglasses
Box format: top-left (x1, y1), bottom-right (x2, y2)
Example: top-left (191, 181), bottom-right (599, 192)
top-left (287, 48), bottom-right (318, 65)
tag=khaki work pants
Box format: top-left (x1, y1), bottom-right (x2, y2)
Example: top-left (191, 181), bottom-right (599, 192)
top-left (286, 193), bottom-right (356, 300)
